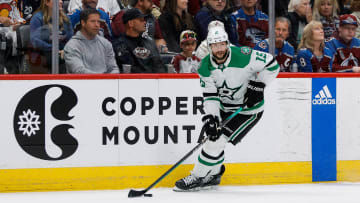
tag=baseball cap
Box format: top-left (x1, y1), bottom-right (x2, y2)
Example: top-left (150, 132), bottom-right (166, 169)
top-left (180, 30), bottom-right (197, 44)
top-left (339, 14), bottom-right (358, 27)
top-left (123, 8), bottom-right (147, 24)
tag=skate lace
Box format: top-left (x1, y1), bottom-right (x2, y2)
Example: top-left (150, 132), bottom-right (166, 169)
top-left (183, 175), bottom-right (198, 185)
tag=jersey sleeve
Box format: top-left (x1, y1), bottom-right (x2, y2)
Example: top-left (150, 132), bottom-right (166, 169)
top-left (198, 57), bottom-right (221, 119)
top-left (251, 50), bottom-right (280, 85)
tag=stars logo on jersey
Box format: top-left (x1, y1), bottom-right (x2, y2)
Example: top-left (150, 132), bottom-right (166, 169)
top-left (219, 81), bottom-right (242, 100)
top-left (241, 47), bottom-right (251, 55)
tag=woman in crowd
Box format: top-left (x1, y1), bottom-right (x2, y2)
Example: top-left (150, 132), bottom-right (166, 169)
top-left (158, 0), bottom-right (194, 53)
top-left (312, 0), bottom-right (339, 41)
top-left (30, 0), bottom-right (73, 73)
top-left (350, 0), bottom-right (360, 38)
top-left (296, 20), bottom-right (333, 72)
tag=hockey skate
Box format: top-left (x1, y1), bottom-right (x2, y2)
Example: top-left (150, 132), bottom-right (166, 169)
top-left (201, 165), bottom-right (225, 189)
top-left (174, 174), bottom-right (203, 191)
top-left (173, 165), bottom-right (225, 192)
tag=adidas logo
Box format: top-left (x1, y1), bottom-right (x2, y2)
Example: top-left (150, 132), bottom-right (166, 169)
top-left (312, 85), bottom-right (336, 105)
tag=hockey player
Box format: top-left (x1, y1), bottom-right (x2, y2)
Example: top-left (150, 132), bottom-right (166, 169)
top-left (174, 27), bottom-right (280, 191)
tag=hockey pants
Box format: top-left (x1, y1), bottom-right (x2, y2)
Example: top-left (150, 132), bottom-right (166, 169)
top-left (192, 111), bottom-right (263, 177)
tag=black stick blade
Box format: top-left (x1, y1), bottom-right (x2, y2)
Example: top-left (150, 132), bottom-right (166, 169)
top-left (128, 189), bottom-right (147, 198)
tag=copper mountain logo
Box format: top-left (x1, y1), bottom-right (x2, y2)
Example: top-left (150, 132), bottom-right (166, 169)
top-left (13, 85), bottom-right (78, 160)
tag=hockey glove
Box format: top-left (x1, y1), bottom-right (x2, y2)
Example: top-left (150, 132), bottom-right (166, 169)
top-left (244, 80), bottom-right (266, 108)
top-left (202, 115), bottom-right (221, 141)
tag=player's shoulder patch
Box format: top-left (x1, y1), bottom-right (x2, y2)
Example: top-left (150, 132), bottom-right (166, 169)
top-left (240, 46), bottom-right (251, 55)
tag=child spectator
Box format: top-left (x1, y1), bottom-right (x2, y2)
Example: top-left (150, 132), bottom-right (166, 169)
top-left (297, 21), bottom-right (333, 72)
top-left (171, 30), bottom-right (201, 73)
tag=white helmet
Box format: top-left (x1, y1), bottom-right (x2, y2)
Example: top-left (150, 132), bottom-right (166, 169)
top-left (207, 27), bottom-right (230, 58)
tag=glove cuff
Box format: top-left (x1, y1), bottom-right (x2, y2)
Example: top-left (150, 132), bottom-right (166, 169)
top-left (248, 80), bottom-right (265, 91)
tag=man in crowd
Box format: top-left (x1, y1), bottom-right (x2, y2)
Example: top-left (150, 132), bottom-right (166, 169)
top-left (67, 0), bottom-right (122, 18)
top-left (64, 8), bottom-right (119, 73)
top-left (326, 14), bottom-right (360, 72)
top-left (68, 0), bottom-right (113, 41)
top-left (231, 0), bottom-right (269, 47)
top-left (285, 0), bottom-right (312, 49)
top-left (254, 17), bottom-right (295, 72)
top-left (112, 8), bottom-right (166, 73)
top-left (111, 0), bottom-right (167, 51)
top-left (194, 0), bottom-right (239, 46)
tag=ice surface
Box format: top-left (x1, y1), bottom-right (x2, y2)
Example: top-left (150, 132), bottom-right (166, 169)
top-left (1, 183), bottom-right (359, 203)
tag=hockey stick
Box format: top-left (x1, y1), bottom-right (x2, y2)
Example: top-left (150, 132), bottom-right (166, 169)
top-left (128, 107), bottom-right (243, 198)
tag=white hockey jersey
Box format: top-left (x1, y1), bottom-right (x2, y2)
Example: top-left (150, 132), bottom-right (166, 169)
top-left (67, 0), bottom-right (121, 17)
top-left (198, 46), bottom-right (279, 117)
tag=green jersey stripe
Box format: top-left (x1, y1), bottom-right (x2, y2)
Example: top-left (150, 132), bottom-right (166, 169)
top-left (267, 64), bottom-right (280, 71)
top-left (198, 156), bottom-right (225, 166)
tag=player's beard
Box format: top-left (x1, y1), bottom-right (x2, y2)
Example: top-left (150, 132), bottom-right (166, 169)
top-left (212, 49), bottom-right (229, 63)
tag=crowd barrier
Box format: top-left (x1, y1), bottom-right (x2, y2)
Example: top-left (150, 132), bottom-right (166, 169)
top-left (0, 73), bottom-right (359, 192)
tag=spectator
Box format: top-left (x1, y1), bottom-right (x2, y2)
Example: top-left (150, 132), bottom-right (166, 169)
top-left (231, 0), bottom-right (269, 47)
top-left (350, 0), bottom-right (360, 38)
top-left (297, 21), bottom-right (333, 72)
top-left (17, 0), bottom-right (41, 23)
top-left (0, 0), bottom-right (25, 74)
top-left (112, 8), bottom-right (166, 73)
top-left (338, 0), bottom-right (352, 14)
top-left (312, 0), bottom-right (339, 41)
top-left (254, 17), bottom-right (295, 72)
top-left (68, 0), bottom-right (112, 41)
top-left (194, 0), bottom-right (239, 46)
top-left (171, 30), bottom-right (201, 73)
top-left (111, 0), bottom-right (167, 51)
top-left (0, 0), bottom-right (25, 26)
top-left (29, 0), bottom-right (73, 73)
top-left (195, 20), bottom-right (235, 59)
top-left (67, 0), bottom-right (122, 18)
top-left (285, 0), bottom-right (312, 49)
top-left (158, 0), bottom-right (194, 53)
top-left (326, 14), bottom-right (360, 72)
top-left (64, 9), bottom-right (119, 73)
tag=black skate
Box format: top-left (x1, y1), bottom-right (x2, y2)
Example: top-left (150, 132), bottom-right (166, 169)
top-left (201, 165), bottom-right (226, 189)
top-left (174, 174), bottom-right (203, 192)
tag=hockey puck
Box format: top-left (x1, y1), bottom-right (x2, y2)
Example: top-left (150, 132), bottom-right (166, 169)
top-left (144, 194), bottom-right (153, 197)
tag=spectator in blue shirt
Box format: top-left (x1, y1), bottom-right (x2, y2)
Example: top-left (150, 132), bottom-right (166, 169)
top-left (29, 0), bottom-right (73, 73)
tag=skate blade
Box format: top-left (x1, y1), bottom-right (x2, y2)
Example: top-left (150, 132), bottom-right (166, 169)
top-left (201, 185), bottom-right (219, 190)
top-left (173, 186), bottom-right (201, 192)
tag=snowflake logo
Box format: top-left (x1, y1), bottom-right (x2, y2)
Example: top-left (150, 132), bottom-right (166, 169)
top-left (17, 109), bottom-right (41, 137)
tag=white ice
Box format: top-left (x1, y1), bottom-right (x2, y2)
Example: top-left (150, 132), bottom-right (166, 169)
top-left (1, 183), bottom-right (359, 203)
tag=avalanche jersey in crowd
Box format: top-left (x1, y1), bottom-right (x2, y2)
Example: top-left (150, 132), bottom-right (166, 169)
top-left (325, 36), bottom-right (360, 72)
top-left (68, 9), bottom-right (112, 41)
top-left (320, 16), bottom-right (339, 42)
top-left (198, 46), bottom-right (279, 117)
top-left (254, 39), bottom-right (295, 72)
top-left (0, 0), bottom-right (24, 23)
top-left (67, 0), bottom-right (121, 17)
top-left (171, 54), bottom-right (201, 73)
top-left (17, 0), bottom-right (40, 21)
top-left (231, 8), bottom-right (269, 47)
top-left (296, 47), bottom-right (333, 72)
